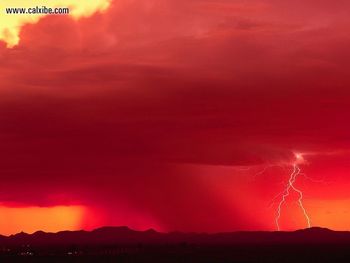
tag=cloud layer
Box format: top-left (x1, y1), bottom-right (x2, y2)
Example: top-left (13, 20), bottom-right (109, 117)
top-left (0, 0), bottom-right (350, 232)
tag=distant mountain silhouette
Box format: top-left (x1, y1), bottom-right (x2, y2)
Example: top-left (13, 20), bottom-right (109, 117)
top-left (1, 226), bottom-right (350, 247)
top-left (2, 227), bottom-right (350, 262)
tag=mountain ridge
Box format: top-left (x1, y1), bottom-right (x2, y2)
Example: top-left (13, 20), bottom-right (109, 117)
top-left (0, 226), bottom-right (349, 246)
top-left (6, 226), bottom-right (341, 237)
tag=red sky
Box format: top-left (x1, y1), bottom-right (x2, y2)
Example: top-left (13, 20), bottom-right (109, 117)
top-left (1, 0), bottom-right (350, 234)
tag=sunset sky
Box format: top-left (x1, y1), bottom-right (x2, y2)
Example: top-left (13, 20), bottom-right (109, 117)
top-left (0, 0), bottom-right (350, 235)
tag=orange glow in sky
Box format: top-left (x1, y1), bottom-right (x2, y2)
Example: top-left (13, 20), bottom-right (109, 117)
top-left (0, 205), bottom-right (85, 236)
top-left (307, 199), bottom-right (350, 231)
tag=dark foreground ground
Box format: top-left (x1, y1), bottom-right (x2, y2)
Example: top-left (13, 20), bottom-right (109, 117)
top-left (2, 227), bottom-right (350, 262)
top-left (2, 244), bottom-right (350, 263)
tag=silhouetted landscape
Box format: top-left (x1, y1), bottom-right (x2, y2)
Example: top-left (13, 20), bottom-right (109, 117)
top-left (1, 226), bottom-right (350, 262)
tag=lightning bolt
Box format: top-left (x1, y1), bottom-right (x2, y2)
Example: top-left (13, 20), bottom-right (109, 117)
top-left (275, 153), bottom-right (311, 231)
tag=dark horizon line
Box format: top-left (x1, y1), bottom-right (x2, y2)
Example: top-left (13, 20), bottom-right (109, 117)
top-left (2, 225), bottom-right (340, 237)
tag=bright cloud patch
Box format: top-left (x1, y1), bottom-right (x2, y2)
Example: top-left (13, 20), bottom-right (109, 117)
top-left (0, 0), bottom-right (111, 47)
